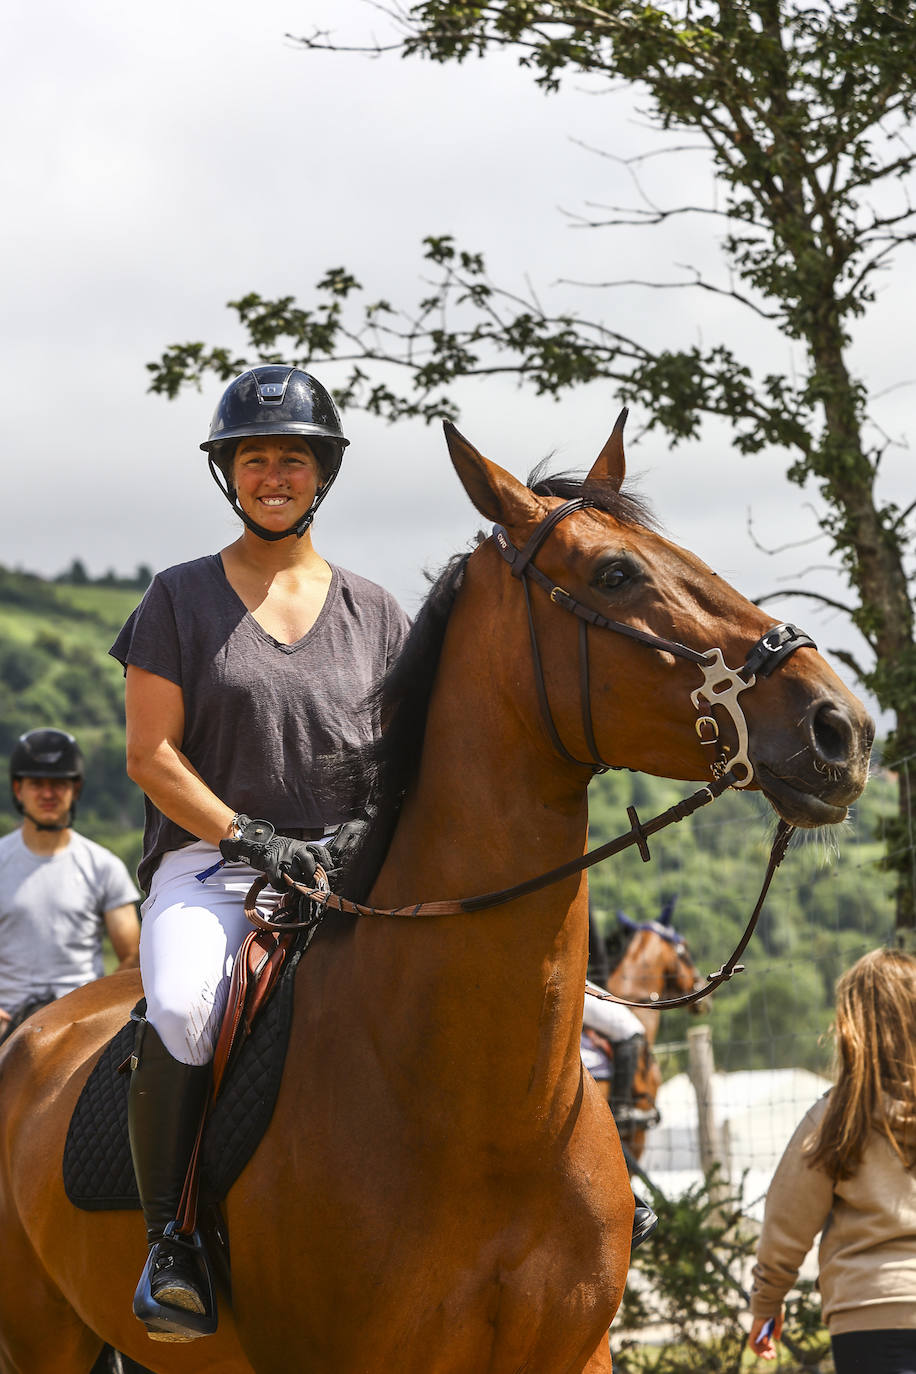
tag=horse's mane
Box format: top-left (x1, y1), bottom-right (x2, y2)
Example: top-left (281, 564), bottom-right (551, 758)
top-left (336, 467), bottom-right (656, 904)
top-left (335, 549), bottom-right (473, 903)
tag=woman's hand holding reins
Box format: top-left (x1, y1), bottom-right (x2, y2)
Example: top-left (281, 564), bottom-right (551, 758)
top-left (219, 817), bottom-right (331, 892)
top-left (219, 815), bottom-right (371, 891)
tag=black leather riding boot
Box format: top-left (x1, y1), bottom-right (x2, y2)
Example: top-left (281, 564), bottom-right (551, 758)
top-left (630, 1191), bottom-right (659, 1249)
top-left (127, 1020), bottom-right (215, 1340)
top-left (611, 1031), bottom-right (646, 1119)
top-left (609, 1033), bottom-right (659, 1248)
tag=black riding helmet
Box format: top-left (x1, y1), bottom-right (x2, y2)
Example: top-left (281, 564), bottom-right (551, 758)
top-left (200, 366), bottom-right (349, 542)
top-left (10, 728), bottom-right (84, 827)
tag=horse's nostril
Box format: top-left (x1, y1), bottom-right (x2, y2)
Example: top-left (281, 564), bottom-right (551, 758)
top-left (810, 701), bottom-right (853, 764)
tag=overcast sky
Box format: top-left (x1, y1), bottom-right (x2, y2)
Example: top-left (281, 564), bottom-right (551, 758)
top-left (3, 0), bottom-right (913, 728)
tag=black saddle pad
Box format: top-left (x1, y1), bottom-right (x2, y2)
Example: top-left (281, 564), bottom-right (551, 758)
top-left (63, 944), bottom-right (302, 1211)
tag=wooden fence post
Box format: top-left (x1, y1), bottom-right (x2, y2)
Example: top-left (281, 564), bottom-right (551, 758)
top-left (687, 1022), bottom-right (730, 1184)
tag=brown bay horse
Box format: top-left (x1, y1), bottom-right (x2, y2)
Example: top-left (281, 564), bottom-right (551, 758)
top-left (605, 900), bottom-right (705, 1161)
top-left (0, 415), bottom-right (873, 1374)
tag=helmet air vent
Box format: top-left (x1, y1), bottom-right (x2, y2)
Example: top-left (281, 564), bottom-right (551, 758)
top-left (257, 378), bottom-right (289, 404)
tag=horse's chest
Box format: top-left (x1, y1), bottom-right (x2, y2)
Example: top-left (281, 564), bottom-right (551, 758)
top-left (238, 1184), bottom-right (625, 1373)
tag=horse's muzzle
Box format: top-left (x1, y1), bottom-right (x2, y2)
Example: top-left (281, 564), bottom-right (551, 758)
top-left (751, 695), bottom-right (874, 827)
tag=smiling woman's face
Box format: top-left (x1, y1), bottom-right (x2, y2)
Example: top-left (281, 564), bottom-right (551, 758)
top-left (231, 434), bottom-right (322, 532)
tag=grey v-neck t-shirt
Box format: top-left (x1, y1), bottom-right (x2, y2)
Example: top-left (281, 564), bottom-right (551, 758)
top-left (110, 554), bottom-right (409, 891)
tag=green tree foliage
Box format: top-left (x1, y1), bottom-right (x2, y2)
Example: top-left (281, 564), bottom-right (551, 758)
top-left (588, 765), bottom-right (896, 1073)
top-left (148, 0), bottom-right (916, 926)
top-left (618, 1171), bottom-right (829, 1370)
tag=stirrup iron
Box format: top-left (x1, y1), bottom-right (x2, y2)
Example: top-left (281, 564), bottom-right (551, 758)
top-left (133, 1221), bottom-right (218, 1341)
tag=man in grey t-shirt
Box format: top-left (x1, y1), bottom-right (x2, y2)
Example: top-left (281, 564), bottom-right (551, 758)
top-left (0, 728), bottom-right (140, 1039)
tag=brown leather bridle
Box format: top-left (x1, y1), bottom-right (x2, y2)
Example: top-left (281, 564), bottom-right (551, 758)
top-left (248, 499), bottom-right (818, 1011)
top-left (492, 497), bottom-right (816, 780)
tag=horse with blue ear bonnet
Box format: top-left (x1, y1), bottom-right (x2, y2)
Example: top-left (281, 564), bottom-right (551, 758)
top-left (601, 896), bottom-right (707, 1161)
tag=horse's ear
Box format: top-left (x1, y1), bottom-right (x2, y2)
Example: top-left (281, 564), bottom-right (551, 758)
top-left (586, 408), bottom-right (628, 491)
top-left (659, 896), bottom-right (677, 927)
top-left (617, 909), bottom-right (635, 932)
top-left (444, 422), bottom-right (542, 527)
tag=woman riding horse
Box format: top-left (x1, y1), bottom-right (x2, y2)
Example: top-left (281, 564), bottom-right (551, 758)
top-left (109, 366), bottom-right (409, 1340)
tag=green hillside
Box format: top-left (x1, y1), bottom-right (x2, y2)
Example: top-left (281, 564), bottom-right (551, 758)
top-left (0, 567), bottom-right (146, 875)
top-left (0, 564), bottom-right (896, 1072)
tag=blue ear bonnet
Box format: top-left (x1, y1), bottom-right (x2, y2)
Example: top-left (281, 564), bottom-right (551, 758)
top-left (616, 896), bottom-right (685, 948)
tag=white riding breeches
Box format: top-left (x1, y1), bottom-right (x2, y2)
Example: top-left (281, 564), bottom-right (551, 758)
top-left (580, 987), bottom-right (644, 1082)
top-left (139, 842), bottom-right (283, 1066)
top-left (582, 983), bottom-right (645, 1041)
top-left (580, 1033), bottom-right (613, 1080)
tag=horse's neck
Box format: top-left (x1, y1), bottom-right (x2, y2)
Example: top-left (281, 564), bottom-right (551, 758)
top-left (342, 586), bottom-right (592, 1134)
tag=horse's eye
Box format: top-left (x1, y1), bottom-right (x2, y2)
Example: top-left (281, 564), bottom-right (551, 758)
top-left (594, 561), bottom-right (632, 591)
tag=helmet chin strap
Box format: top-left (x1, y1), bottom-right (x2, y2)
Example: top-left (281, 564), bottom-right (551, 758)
top-left (20, 796), bottom-right (77, 832)
top-left (23, 808), bottom-right (73, 833)
top-left (235, 503), bottom-right (315, 542)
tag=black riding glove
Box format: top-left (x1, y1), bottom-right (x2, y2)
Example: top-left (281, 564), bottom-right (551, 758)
top-left (219, 817), bottom-right (332, 893)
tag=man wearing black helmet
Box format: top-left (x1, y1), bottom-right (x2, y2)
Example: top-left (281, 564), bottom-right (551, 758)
top-left (0, 728), bottom-right (140, 1040)
top-left (110, 367), bottom-right (409, 1343)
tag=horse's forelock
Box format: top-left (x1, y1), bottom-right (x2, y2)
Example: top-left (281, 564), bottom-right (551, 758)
top-left (528, 465), bottom-right (659, 531)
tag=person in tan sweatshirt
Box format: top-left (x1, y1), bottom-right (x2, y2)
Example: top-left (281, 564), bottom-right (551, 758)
top-left (748, 947), bottom-right (916, 1373)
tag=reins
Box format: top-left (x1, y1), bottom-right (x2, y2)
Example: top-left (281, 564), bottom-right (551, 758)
top-left (587, 817), bottom-right (793, 1009)
top-left (244, 499), bottom-right (816, 1012)
top-left (245, 777), bottom-right (795, 1013)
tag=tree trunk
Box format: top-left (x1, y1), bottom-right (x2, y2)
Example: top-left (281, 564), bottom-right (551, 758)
top-left (808, 326), bottom-right (915, 928)
top-left (891, 706), bottom-right (916, 934)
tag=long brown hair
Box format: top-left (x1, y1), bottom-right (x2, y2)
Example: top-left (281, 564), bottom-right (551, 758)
top-left (806, 948), bottom-right (916, 1180)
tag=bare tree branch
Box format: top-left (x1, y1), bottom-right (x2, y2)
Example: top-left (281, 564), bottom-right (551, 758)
top-left (827, 648), bottom-right (871, 683)
top-left (745, 508), bottom-right (825, 557)
top-left (555, 268), bottom-right (779, 320)
top-left (754, 588), bottom-right (877, 654)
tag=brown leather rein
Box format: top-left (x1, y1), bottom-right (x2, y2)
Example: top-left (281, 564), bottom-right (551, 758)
top-left (244, 499), bottom-right (814, 1012)
top-left (245, 782), bottom-right (794, 1011)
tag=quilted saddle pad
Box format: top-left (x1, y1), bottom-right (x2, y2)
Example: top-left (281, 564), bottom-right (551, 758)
top-left (63, 945), bottom-right (300, 1211)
